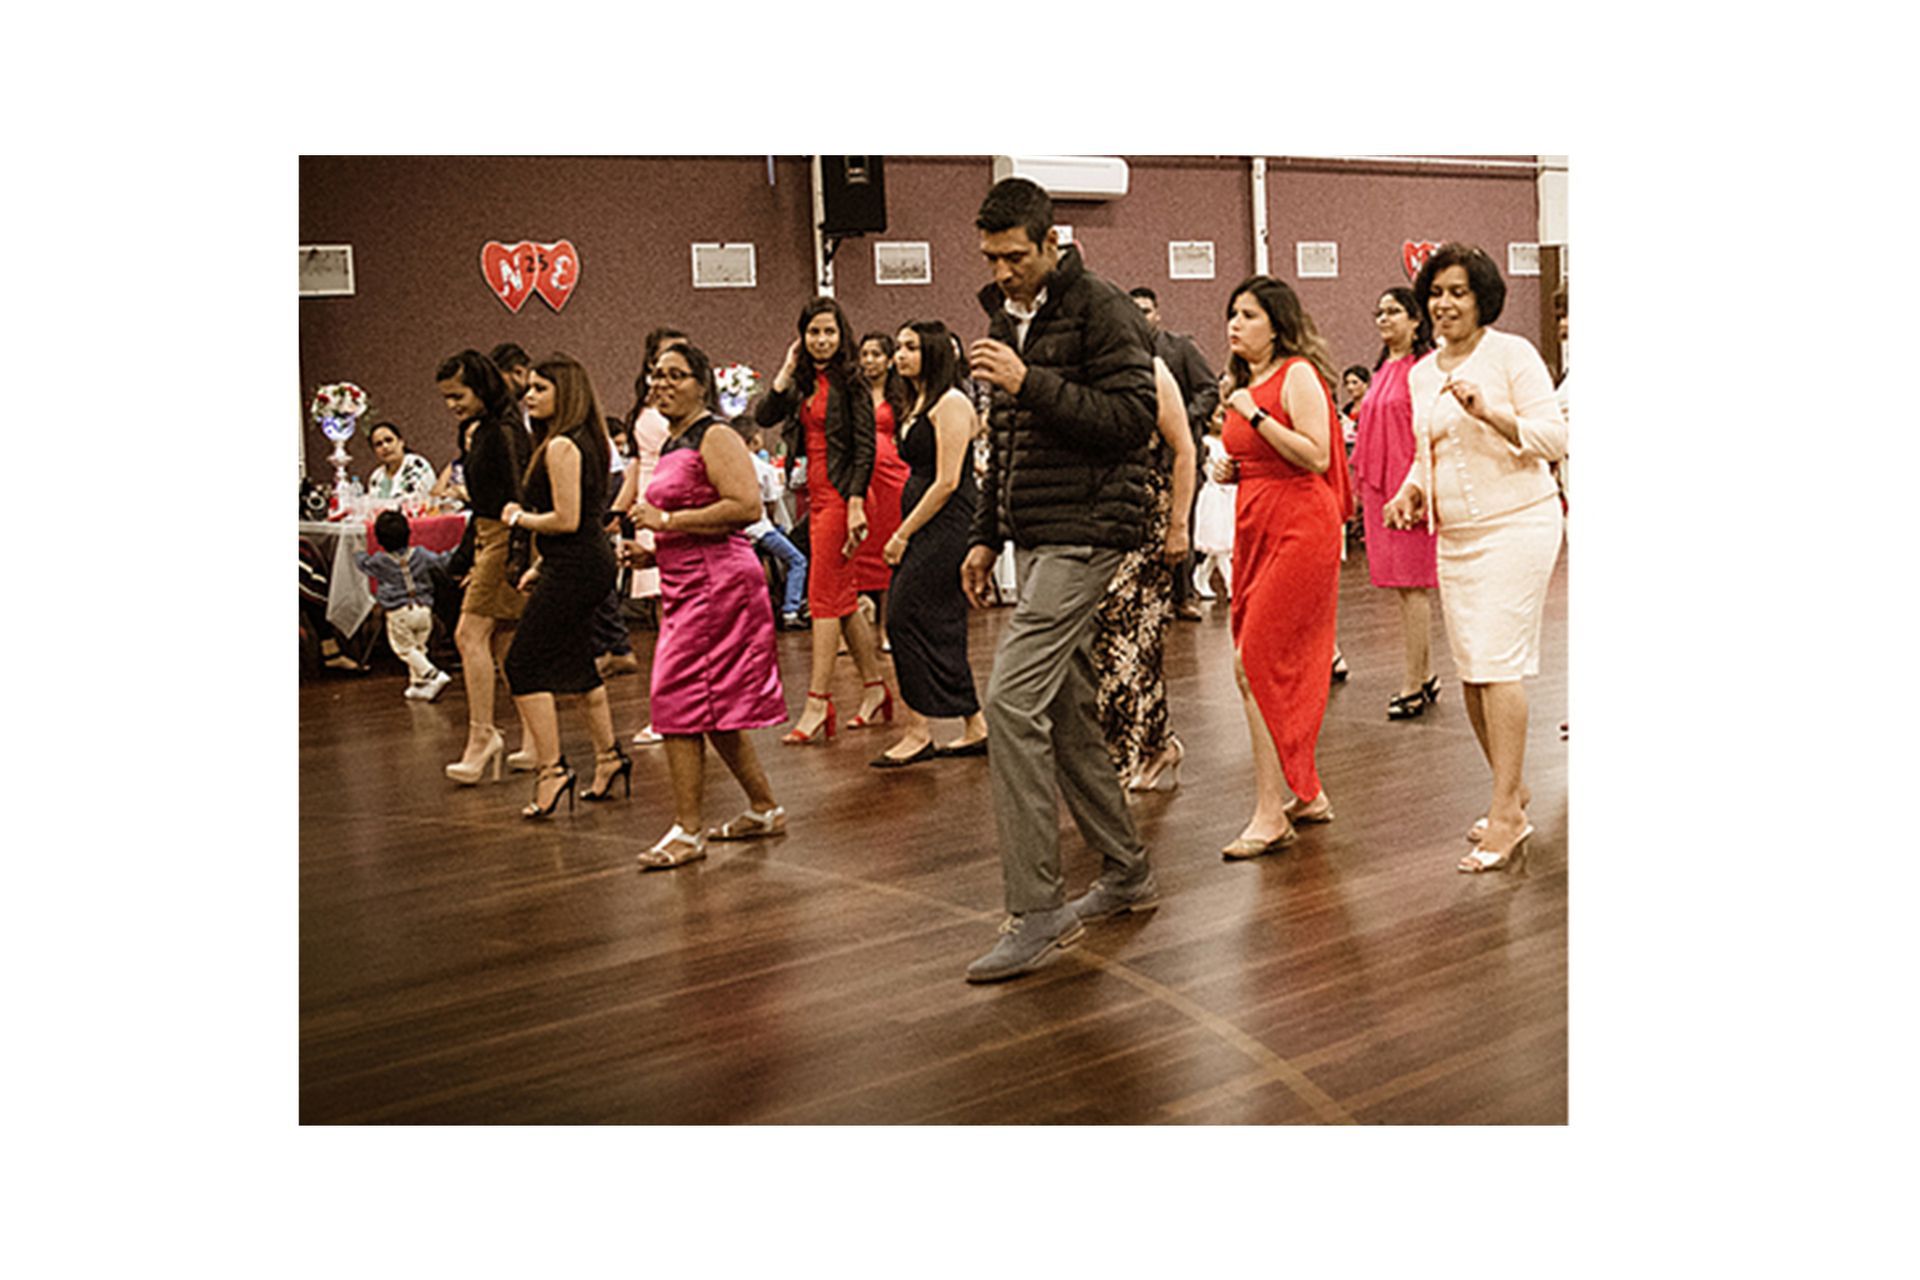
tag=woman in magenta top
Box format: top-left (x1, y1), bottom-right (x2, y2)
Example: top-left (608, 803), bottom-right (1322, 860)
top-left (629, 341), bottom-right (787, 870)
top-left (1353, 285), bottom-right (1441, 720)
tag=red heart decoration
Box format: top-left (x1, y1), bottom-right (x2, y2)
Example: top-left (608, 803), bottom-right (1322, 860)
top-left (1402, 240), bottom-right (1439, 280)
top-left (533, 240), bottom-right (580, 311)
top-left (482, 240), bottom-right (536, 313)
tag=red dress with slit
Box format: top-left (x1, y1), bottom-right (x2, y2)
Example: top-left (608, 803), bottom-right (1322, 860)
top-left (851, 397), bottom-right (906, 592)
top-left (1225, 359), bottom-right (1353, 802)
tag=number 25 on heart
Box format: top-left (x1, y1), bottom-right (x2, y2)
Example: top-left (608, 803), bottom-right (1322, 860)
top-left (481, 240), bottom-right (580, 313)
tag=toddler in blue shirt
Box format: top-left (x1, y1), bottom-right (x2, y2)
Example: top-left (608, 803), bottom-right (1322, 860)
top-left (355, 511), bottom-right (453, 701)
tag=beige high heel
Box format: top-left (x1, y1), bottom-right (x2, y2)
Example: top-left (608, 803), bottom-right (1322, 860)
top-left (1458, 824), bottom-right (1533, 873)
top-left (446, 725), bottom-right (504, 785)
top-left (1127, 735), bottom-right (1184, 792)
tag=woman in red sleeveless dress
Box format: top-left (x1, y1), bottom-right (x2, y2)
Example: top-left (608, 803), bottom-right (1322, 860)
top-left (1216, 276), bottom-right (1352, 859)
top-left (851, 331), bottom-right (912, 648)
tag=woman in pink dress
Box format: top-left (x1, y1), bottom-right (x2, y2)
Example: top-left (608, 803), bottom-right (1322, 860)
top-left (1353, 286), bottom-right (1441, 719)
top-left (627, 341), bottom-right (788, 870)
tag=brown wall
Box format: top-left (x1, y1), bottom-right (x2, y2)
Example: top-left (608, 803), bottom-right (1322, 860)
top-left (299, 155), bottom-right (1541, 477)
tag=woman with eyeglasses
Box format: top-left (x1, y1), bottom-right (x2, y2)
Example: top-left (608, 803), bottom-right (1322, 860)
top-left (610, 327), bottom-right (687, 746)
top-left (754, 296), bottom-right (891, 743)
top-left (629, 342), bottom-right (787, 868)
top-left (1384, 244), bottom-right (1566, 872)
top-left (498, 353), bottom-right (626, 818)
top-left (1354, 286), bottom-right (1441, 720)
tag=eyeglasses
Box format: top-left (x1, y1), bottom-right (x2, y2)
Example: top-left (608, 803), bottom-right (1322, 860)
top-left (647, 368), bottom-right (698, 385)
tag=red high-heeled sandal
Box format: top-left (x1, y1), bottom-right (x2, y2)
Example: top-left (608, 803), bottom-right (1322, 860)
top-left (781, 692), bottom-right (836, 745)
top-left (847, 680), bottom-right (893, 728)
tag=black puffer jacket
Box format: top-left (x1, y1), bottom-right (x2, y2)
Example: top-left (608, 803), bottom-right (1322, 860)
top-left (755, 367), bottom-right (876, 502)
top-left (968, 245), bottom-right (1158, 551)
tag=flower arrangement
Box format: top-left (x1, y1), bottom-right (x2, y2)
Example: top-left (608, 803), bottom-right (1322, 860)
top-left (715, 363), bottom-right (760, 419)
top-left (309, 381), bottom-right (369, 433)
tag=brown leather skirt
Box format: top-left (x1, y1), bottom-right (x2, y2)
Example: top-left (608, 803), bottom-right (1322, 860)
top-left (462, 517), bottom-right (526, 621)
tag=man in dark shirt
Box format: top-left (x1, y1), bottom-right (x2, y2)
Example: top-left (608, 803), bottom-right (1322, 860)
top-left (960, 178), bottom-right (1162, 983)
top-left (1130, 287), bottom-right (1217, 620)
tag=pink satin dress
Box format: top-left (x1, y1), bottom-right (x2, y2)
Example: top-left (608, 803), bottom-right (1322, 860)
top-left (644, 419), bottom-right (787, 735)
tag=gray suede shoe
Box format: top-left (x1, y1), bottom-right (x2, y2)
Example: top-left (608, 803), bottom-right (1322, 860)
top-left (964, 907), bottom-right (1086, 983)
top-left (1068, 871), bottom-right (1161, 922)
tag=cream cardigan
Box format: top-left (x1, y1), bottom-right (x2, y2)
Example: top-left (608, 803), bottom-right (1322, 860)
top-left (1398, 328), bottom-right (1567, 530)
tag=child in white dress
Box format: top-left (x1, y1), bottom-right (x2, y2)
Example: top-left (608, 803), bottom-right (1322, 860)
top-left (1192, 411), bottom-right (1236, 598)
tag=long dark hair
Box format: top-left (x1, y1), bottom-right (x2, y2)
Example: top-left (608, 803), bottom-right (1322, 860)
top-left (521, 352), bottom-right (609, 491)
top-left (435, 349), bottom-right (518, 424)
top-left (1224, 275), bottom-right (1340, 400)
top-left (793, 296), bottom-right (856, 397)
top-left (858, 330), bottom-right (912, 426)
top-left (899, 319), bottom-right (960, 413)
top-left (1373, 285), bottom-right (1434, 369)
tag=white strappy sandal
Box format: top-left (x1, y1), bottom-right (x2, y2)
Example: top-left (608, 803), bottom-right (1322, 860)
top-left (637, 824), bottom-right (708, 871)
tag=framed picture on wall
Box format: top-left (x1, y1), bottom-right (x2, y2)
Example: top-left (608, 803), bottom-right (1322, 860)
top-left (874, 242), bottom-right (932, 286)
top-left (1168, 241), bottom-right (1216, 280)
top-left (692, 243), bottom-right (757, 289)
top-left (1508, 243), bottom-right (1542, 276)
top-left (299, 245), bottom-right (355, 297)
top-left (1296, 241), bottom-right (1339, 279)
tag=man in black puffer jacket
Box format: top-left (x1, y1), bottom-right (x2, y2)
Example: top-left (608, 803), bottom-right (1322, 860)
top-left (959, 177), bottom-right (1163, 984)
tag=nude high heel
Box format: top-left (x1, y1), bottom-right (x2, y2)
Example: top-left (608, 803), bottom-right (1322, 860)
top-left (446, 725), bottom-right (505, 785)
top-left (1127, 735), bottom-right (1184, 792)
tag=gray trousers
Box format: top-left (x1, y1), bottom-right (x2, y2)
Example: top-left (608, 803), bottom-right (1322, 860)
top-left (986, 545), bottom-right (1150, 913)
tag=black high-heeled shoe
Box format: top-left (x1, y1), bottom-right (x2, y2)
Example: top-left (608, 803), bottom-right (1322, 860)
top-left (582, 745), bottom-right (632, 802)
top-left (1387, 691), bottom-right (1427, 720)
top-left (522, 758), bottom-right (576, 819)
top-left (1422, 675), bottom-right (1441, 704)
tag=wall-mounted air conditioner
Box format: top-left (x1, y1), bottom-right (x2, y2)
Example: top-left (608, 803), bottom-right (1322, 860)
top-left (991, 155), bottom-right (1129, 201)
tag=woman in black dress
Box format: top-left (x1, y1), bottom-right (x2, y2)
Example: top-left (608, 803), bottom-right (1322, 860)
top-left (872, 320), bottom-right (987, 767)
top-left (500, 353), bottom-right (626, 818)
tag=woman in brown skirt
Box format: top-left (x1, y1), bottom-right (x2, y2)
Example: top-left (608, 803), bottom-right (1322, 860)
top-left (435, 349), bottom-right (536, 783)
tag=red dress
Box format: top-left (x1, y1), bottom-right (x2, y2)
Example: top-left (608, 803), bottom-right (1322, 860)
top-left (852, 396), bottom-right (907, 592)
top-left (1226, 359), bottom-right (1353, 802)
top-left (803, 379), bottom-right (860, 620)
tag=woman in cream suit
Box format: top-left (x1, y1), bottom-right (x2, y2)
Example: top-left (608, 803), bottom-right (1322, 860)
top-left (1385, 244), bottom-right (1566, 873)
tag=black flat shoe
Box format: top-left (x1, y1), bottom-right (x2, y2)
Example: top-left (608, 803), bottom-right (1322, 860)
top-left (870, 742), bottom-right (938, 769)
top-left (933, 738), bottom-right (989, 758)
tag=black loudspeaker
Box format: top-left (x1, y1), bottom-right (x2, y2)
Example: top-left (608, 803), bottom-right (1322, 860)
top-left (821, 156), bottom-right (887, 236)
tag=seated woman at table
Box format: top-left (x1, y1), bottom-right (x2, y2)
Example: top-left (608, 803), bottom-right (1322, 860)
top-left (366, 421), bottom-right (436, 502)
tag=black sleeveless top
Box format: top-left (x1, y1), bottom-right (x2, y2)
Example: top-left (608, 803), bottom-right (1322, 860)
top-left (525, 423), bottom-right (612, 566)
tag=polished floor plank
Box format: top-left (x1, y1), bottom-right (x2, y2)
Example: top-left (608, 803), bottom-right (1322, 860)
top-left (301, 547), bottom-right (1568, 1123)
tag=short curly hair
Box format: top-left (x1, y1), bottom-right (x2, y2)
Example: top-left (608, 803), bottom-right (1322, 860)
top-left (1414, 242), bottom-right (1506, 328)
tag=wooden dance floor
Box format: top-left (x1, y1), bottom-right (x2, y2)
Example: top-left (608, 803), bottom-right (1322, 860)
top-left (300, 550), bottom-right (1568, 1124)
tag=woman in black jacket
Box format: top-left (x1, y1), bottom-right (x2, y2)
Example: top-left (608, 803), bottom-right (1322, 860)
top-left (437, 349), bottom-right (536, 784)
top-left (755, 296), bottom-right (892, 742)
